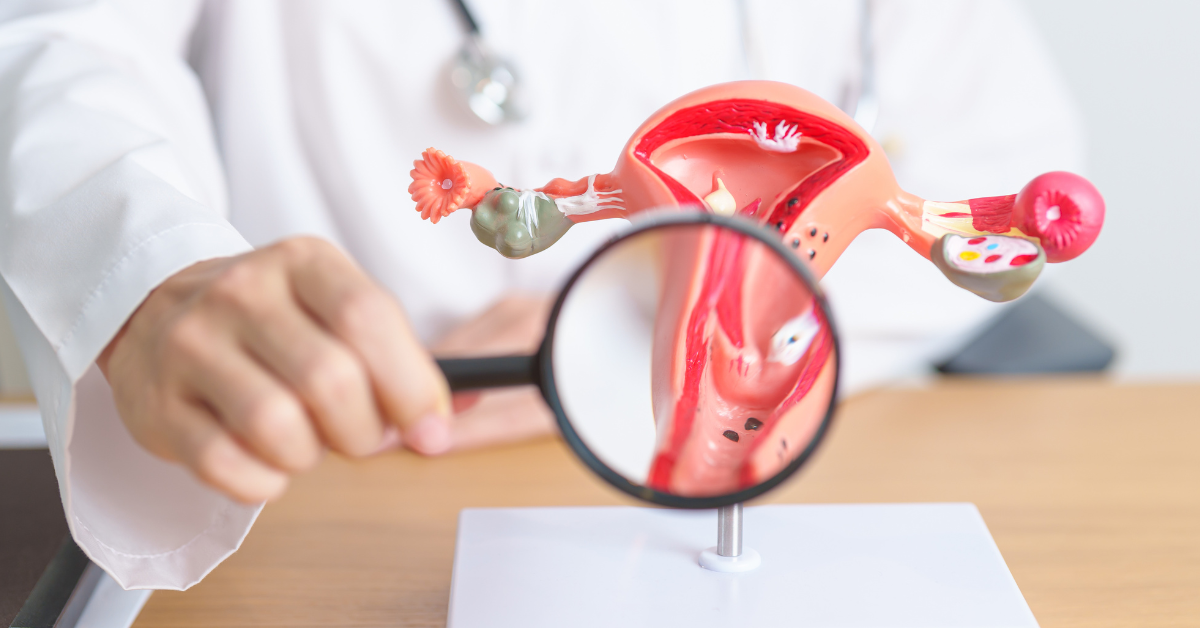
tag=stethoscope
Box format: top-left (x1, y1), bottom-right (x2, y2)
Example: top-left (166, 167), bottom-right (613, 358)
top-left (446, 0), bottom-right (876, 132)
top-left (445, 0), bottom-right (527, 125)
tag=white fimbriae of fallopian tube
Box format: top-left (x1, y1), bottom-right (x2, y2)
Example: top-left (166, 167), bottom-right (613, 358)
top-left (555, 175), bottom-right (625, 217)
top-left (516, 189), bottom-right (548, 233)
top-left (768, 307), bottom-right (820, 366)
top-left (749, 121), bottom-right (802, 153)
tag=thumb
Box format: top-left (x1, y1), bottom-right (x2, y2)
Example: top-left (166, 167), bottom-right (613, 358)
top-left (389, 351), bottom-right (454, 456)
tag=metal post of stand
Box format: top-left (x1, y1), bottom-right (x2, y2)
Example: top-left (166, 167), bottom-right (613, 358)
top-left (700, 502), bottom-right (759, 571)
top-left (716, 503), bottom-right (743, 558)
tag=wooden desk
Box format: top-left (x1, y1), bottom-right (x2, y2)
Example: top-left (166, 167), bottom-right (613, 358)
top-left (134, 379), bottom-right (1200, 627)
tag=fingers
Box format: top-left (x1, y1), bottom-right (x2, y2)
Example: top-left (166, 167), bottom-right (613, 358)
top-left (431, 294), bottom-right (553, 357)
top-left (165, 397), bottom-right (290, 504)
top-left (365, 389), bottom-right (557, 457)
top-left (368, 424), bottom-right (403, 455)
top-left (237, 302), bottom-right (385, 457)
top-left (445, 387), bottom-right (557, 453)
top-left (195, 243), bottom-right (389, 458)
top-left (106, 235), bottom-right (458, 510)
top-left (278, 238), bottom-right (452, 454)
top-left (451, 391), bottom-right (483, 414)
top-left (421, 295), bottom-right (557, 457)
top-left (182, 333), bottom-right (323, 473)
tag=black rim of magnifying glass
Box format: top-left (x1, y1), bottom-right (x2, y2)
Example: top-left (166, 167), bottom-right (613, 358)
top-left (435, 210), bottom-right (841, 510)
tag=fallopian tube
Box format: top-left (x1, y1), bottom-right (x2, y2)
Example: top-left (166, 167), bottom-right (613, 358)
top-left (408, 81), bottom-right (1105, 497)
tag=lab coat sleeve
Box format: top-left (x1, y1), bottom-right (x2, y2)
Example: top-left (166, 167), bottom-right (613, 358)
top-left (0, 1), bottom-right (262, 589)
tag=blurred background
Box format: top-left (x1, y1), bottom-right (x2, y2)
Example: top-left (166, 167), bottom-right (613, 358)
top-left (1, 0), bottom-right (1197, 400)
top-left (1019, 0), bottom-right (1200, 379)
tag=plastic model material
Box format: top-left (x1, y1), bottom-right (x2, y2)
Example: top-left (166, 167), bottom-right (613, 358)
top-left (410, 81), bottom-right (1105, 495)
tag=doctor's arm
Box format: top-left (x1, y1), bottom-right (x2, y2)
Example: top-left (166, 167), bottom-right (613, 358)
top-left (0, 1), bottom-right (449, 588)
top-left (98, 238), bottom-right (454, 502)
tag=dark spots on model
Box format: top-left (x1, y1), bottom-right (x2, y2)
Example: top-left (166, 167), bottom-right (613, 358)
top-left (723, 419), bottom-right (766, 444)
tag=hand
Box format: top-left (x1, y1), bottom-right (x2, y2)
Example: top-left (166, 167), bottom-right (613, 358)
top-left (432, 295), bottom-right (558, 453)
top-left (97, 237), bottom-right (451, 503)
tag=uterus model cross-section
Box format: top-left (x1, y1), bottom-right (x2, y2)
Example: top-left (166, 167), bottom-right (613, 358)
top-left (408, 81), bottom-right (1105, 496)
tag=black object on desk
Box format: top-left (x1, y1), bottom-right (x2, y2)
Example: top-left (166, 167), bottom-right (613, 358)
top-left (937, 293), bottom-right (1116, 374)
top-left (1, 449), bottom-right (98, 628)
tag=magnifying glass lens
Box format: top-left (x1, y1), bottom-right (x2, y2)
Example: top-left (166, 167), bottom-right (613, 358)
top-left (550, 220), bottom-right (838, 503)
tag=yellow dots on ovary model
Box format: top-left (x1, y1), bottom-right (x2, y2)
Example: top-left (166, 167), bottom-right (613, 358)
top-left (959, 251), bottom-right (980, 261)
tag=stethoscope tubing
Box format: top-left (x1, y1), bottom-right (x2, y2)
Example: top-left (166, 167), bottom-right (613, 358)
top-left (447, 0), bottom-right (480, 34)
top-left (444, 0), bottom-right (875, 129)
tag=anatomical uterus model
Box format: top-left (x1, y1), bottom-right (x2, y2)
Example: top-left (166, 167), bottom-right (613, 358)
top-left (409, 81), bottom-right (1105, 497)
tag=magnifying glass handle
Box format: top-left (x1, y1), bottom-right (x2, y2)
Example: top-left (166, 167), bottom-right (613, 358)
top-left (436, 355), bottom-right (539, 391)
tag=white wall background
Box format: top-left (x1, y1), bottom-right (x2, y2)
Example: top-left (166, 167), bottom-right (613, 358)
top-left (1022, 0), bottom-right (1200, 378)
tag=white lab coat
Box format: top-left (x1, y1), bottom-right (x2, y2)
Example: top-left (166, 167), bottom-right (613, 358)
top-left (0, 0), bottom-right (1082, 589)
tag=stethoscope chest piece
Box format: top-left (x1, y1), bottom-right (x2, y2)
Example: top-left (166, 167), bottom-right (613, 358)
top-left (447, 1), bottom-right (527, 125)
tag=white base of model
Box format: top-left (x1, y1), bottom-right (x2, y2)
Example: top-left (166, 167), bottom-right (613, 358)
top-left (697, 545), bottom-right (761, 572)
top-left (447, 503), bottom-right (1038, 628)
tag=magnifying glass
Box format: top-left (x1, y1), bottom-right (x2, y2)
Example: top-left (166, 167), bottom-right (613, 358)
top-left (436, 210), bottom-right (840, 571)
